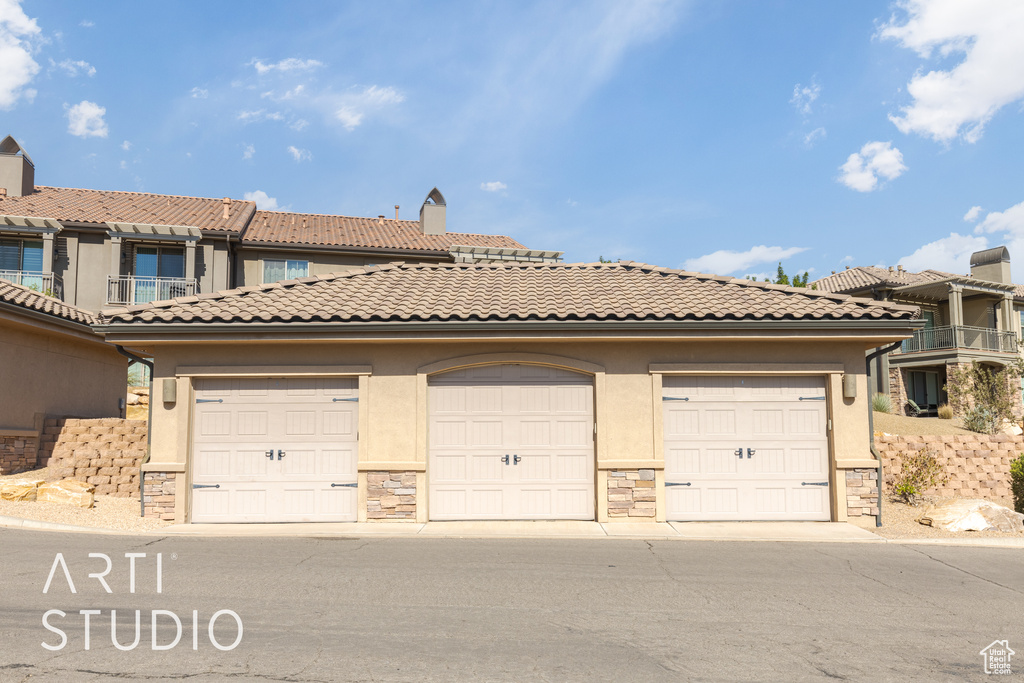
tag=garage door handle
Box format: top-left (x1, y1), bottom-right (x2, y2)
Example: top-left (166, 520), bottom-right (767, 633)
top-left (277, 449), bottom-right (286, 460)
top-left (501, 454), bottom-right (509, 465)
top-left (265, 449), bottom-right (274, 459)
top-left (801, 482), bottom-right (828, 486)
top-left (665, 482), bottom-right (691, 487)
top-left (331, 483), bottom-right (357, 488)
top-left (513, 454), bottom-right (521, 465)
top-left (746, 448), bottom-right (756, 458)
top-left (734, 448), bottom-right (743, 458)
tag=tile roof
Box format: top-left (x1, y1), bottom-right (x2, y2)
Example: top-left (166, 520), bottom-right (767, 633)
top-left (0, 278), bottom-right (97, 325)
top-left (812, 266), bottom-right (957, 294)
top-left (0, 186), bottom-right (255, 233)
top-left (242, 210), bottom-right (525, 252)
top-left (101, 262), bottom-right (920, 326)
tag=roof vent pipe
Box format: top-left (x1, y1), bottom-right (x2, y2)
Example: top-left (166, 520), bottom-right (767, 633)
top-left (378, 215), bottom-right (385, 225)
top-left (222, 197), bottom-right (231, 220)
top-left (395, 205), bottom-right (400, 219)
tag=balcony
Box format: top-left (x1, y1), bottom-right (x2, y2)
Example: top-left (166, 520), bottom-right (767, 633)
top-left (895, 325), bottom-right (1018, 355)
top-left (107, 275), bottom-right (196, 306)
top-left (0, 270), bottom-right (64, 300)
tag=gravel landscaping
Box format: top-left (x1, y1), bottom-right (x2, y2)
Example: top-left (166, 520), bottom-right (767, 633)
top-left (0, 467), bottom-right (169, 532)
top-left (872, 411), bottom-right (974, 436)
top-left (873, 495), bottom-right (1024, 540)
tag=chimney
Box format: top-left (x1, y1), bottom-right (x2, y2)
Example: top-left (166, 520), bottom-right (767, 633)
top-left (419, 187), bottom-right (446, 235)
top-left (222, 197), bottom-right (232, 220)
top-left (378, 215), bottom-right (385, 225)
top-left (395, 205), bottom-right (400, 220)
top-left (888, 266), bottom-right (894, 273)
top-left (0, 135), bottom-right (35, 197)
top-left (897, 265), bottom-right (904, 272)
top-left (970, 246), bottom-right (1012, 284)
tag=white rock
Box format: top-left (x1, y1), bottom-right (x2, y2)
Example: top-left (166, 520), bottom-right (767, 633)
top-left (918, 498), bottom-right (1024, 533)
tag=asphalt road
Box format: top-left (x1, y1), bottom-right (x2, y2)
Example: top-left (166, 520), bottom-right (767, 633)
top-left (0, 529), bottom-right (1021, 682)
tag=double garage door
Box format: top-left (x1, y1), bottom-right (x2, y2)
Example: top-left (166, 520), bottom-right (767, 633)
top-left (190, 377), bottom-right (358, 523)
top-left (663, 375), bottom-right (831, 521)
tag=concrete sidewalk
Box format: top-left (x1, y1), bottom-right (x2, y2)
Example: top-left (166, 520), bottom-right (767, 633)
top-left (158, 519), bottom-right (886, 543)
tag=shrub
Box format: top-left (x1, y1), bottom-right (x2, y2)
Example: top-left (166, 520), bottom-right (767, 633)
top-left (871, 393), bottom-right (892, 414)
top-left (937, 403), bottom-right (953, 420)
top-left (961, 405), bottom-right (997, 435)
top-left (1011, 454), bottom-right (1024, 514)
top-left (890, 449), bottom-right (948, 505)
top-left (945, 360), bottom-right (1024, 434)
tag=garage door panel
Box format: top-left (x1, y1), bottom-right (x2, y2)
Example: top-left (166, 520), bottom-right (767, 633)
top-left (191, 377), bottom-right (358, 523)
top-left (664, 375), bottom-right (830, 522)
top-left (429, 364), bottom-right (594, 520)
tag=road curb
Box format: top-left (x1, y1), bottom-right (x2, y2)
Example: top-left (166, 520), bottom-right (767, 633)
top-left (0, 514), bottom-right (126, 535)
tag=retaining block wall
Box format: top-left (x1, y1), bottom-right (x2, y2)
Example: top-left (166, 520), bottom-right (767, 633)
top-left (42, 418), bottom-right (147, 498)
top-left (0, 435), bottom-right (38, 475)
top-left (875, 433), bottom-right (1020, 500)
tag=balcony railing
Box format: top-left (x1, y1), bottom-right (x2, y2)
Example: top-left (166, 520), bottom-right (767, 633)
top-left (0, 270), bottom-right (64, 300)
top-left (896, 325), bottom-right (1018, 354)
top-left (107, 275), bottom-right (196, 305)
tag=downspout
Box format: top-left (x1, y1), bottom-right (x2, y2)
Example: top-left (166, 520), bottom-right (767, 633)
top-left (865, 341), bottom-right (903, 527)
top-left (115, 345), bottom-right (154, 518)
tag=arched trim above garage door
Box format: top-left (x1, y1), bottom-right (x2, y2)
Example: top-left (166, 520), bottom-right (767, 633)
top-left (415, 353), bottom-right (607, 465)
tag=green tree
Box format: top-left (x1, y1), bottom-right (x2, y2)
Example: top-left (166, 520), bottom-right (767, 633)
top-left (772, 262), bottom-right (811, 288)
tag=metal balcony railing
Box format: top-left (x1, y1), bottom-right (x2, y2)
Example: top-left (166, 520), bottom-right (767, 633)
top-left (106, 275), bottom-right (196, 305)
top-left (896, 325), bottom-right (1018, 354)
top-left (0, 270), bottom-right (64, 300)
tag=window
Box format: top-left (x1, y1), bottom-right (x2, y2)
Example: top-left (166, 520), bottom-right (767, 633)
top-left (134, 246), bottom-right (185, 279)
top-left (0, 238), bottom-right (43, 272)
top-left (263, 259), bottom-right (308, 283)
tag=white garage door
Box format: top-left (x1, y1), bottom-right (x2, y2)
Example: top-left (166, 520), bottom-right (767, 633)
top-left (428, 364), bottom-right (594, 520)
top-left (663, 375), bottom-right (830, 521)
top-left (191, 377), bottom-right (358, 523)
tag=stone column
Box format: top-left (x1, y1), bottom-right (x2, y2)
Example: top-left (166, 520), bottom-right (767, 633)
top-left (185, 240), bottom-right (196, 290)
top-left (41, 232), bottom-right (54, 273)
top-left (947, 284), bottom-right (963, 327)
top-left (108, 234), bottom-right (122, 305)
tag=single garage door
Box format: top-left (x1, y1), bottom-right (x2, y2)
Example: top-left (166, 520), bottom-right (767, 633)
top-left (663, 375), bottom-right (830, 521)
top-left (191, 377), bottom-right (358, 523)
top-left (429, 364), bottom-right (594, 520)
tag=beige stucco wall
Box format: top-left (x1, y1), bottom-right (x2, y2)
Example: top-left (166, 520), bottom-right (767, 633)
top-left (961, 297), bottom-right (995, 329)
top-left (0, 317), bottom-right (127, 429)
top-left (138, 337), bottom-right (877, 524)
top-left (237, 248), bottom-right (442, 286)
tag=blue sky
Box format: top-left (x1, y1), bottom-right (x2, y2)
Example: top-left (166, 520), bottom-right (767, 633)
top-left (3, 0), bottom-right (1024, 281)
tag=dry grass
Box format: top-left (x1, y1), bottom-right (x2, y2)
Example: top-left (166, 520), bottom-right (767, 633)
top-left (872, 410), bottom-right (975, 436)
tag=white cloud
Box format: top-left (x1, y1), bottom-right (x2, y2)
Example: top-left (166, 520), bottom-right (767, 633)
top-left (243, 190), bottom-right (279, 210)
top-left (54, 58), bottom-right (95, 77)
top-left (190, 86), bottom-right (208, 99)
top-left (287, 145), bottom-right (311, 162)
top-left (880, 0), bottom-right (1024, 143)
top-left (0, 0), bottom-right (41, 109)
top-left (682, 245), bottom-right (809, 276)
top-left (66, 100), bottom-right (108, 138)
top-left (251, 58), bottom-right (323, 75)
top-left (838, 141), bottom-right (907, 192)
top-left (790, 80), bottom-right (820, 116)
top-left (120, 140), bottom-right (131, 151)
top-left (803, 127), bottom-right (826, 147)
top-left (963, 205), bottom-right (983, 222)
top-left (334, 85), bottom-right (404, 131)
top-left (480, 181), bottom-right (507, 192)
top-left (237, 108), bottom-right (283, 123)
top-left (897, 232), bottom-right (987, 273)
top-left (290, 118), bottom-right (309, 131)
top-left (78, 19), bottom-right (93, 27)
top-left (840, 255), bottom-right (855, 264)
top-left (119, 160), bottom-right (127, 170)
top-left (242, 144), bottom-right (255, 160)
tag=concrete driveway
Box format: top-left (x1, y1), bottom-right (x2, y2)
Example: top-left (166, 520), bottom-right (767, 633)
top-left (0, 528), bottom-right (1020, 682)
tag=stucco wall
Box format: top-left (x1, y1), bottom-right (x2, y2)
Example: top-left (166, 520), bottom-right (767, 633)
top-left (0, 318), bottom-right (126, 429)
top-left (237, 248), bottom-right (442, 287)
top-left (137, 338), bottom-right (877, 522)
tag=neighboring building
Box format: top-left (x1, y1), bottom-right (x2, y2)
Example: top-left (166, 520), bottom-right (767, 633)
top-left (813, 247), bottom-right (1023, 416)
top-left (0, 279), bottom-right (127, 473)
top-left (0, 136), bottom-right (560, 313)
top-left (96, 261), bottom-right (920, 525)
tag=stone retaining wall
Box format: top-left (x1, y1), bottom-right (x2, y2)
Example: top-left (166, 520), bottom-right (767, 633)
top-left (366, 471), bottom-right (417, 519)
top-left (845, 468), bottom-right (879, 518)
top-left (607, 469), bottom-right (656, 517)
top-left (0, 435), bottom-right (38, 475)
top-left (876, 433), bottom-right (1020, 500)
top-left (42, 418), bottom-right (147, 498)
top-left (143, 472), bottom-right (177, 520)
